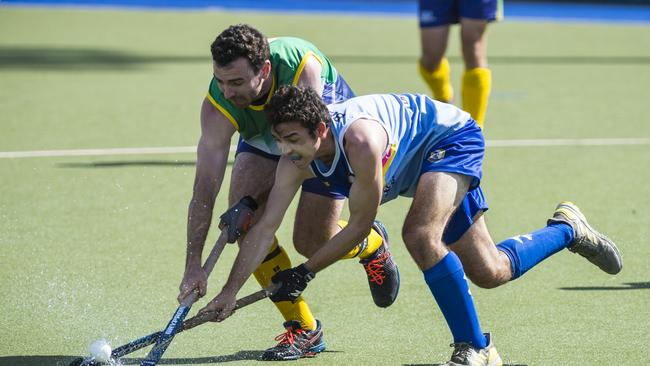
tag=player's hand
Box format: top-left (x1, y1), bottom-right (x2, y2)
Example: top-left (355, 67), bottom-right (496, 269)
top-left (270, 264), bottom-right (315, 302)
top-left (198, 291), bottom-right (237, 322)
top-left (219, 196), bottom-right (258, 243)
top-left (177, 265), bottom-right (208, 303)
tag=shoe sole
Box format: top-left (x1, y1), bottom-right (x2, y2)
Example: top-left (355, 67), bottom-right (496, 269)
top-left (262, 342), bottom-right (326, 361)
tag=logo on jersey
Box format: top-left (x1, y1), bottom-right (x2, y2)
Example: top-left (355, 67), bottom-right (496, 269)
top-left (383, 177), bottom-right (395, 194)
top-left (427, 149), bottom-right (446, 162)
top-left (330, 111), bottom-right (345, 123)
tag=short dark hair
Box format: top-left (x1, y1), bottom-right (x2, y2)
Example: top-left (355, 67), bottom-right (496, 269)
top-left (210, 24), bottom-right (269, 73)
top-left (266, 85), bottom-right (332, 137)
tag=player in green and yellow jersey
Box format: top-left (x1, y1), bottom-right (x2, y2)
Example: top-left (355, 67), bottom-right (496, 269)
top-left (177, 24), bottom-right (400, 361)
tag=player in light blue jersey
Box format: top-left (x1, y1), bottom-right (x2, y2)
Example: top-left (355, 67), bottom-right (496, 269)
top-left (201, 86), bottom-right (622, 365)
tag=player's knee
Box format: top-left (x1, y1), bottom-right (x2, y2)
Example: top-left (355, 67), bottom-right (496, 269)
top-left (402, 225), bottom-right (441, 250)
top-left (402, 226), bottom-right (424, 249)
top-left (470, 275), bottom-right (501, 289)
top-left (464, 266), bottom-right (508, 289)
top-left (293, 234), bottom-right (316, 258)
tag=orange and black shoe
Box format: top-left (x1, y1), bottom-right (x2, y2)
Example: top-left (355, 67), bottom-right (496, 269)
top-left (359, 221), bottom-right (400, 308)
top-left (261, 320), bottom-right (326, 361)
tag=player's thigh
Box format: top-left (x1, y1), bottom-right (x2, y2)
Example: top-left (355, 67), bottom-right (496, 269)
top-left (228, 152), bottom-right (277, 216)
top-left (449, 214), bottom-right (512, 287)
top-left (420, 26), bottom-right (451, 69)
top-left (293, 191), bottom-right (345, 258)
top-left (458, 0), bottom-right (498, 68)
top-left (403, 171), bottom-right (472, 269)
top-left (419, 0), bottom-right (456, 67)
top-left (459, 18), bottom-right (488, 68)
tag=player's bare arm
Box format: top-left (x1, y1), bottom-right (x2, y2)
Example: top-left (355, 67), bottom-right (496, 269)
top-left (178, 97), bottom-right (236, 302)
top-left (304, 119), bottom-right (387, 273)
top-left (197, 156), bottom-right (311, 319)
top-left (296, 55), bottom-right (324, 95)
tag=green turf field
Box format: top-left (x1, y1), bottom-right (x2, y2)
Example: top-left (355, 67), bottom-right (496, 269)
top-left (1, 5), bottom-right (649, 366)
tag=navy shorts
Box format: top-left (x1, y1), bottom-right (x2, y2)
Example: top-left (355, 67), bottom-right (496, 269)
top-left (420, 120), bottom-right (489, 244)
top-left (419, 0), bottom-right (501, 27)
top-left (322, 73), bottom-right (355, 104)
top-left (235, 139), bottom-right (346, 199)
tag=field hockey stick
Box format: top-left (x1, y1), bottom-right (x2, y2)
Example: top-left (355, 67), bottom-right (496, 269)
top-left (69, 283), bottom-right (278, 366)
top-left (69, 284), bottom-right (276, 366)
top-left (138, 196), bottom-right (260, 366)
top-left (135, 232), bottom-right (226, 365)
top-left (120, 284), bottom-right (276, 359)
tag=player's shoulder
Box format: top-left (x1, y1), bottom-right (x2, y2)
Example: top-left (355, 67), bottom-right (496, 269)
top-left (270, 37), bottom-right (319, 56)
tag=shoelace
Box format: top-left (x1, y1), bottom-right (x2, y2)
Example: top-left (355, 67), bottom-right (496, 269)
top-left (450, 342), bottom-right (474, 362)
top-left (274, 327), bottom-right (305, 346)
top-left (363, 250), bottom-right (389, 285)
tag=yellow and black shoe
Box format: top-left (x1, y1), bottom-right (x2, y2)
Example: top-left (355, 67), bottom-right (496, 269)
top-left (548, 201), bottom-right (622, 274)
top-left (261, 320), bottom-right (326, 361)
top-left (359, 221), bottom-right (400, 308)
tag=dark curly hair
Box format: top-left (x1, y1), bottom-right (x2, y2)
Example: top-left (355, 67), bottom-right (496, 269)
top-left (210, 24), bottom-right (269, 73)
top-left (266, 85), bottom-right (332, 138)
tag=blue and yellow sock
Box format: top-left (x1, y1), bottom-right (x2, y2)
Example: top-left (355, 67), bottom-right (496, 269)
top-left (423, 251), bottom-right (487, 348)
top-left (253, 237), bottom-right (316, 330)
top-left (496, 223), bottom-right (574, 280)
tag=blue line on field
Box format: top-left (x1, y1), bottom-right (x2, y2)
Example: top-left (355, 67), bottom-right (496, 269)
top-left (1, 0), bottom-right (649, 23)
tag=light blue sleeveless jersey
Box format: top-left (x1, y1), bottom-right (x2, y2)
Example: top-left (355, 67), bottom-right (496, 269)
top-left (310, 93), bottom-right (472, 204)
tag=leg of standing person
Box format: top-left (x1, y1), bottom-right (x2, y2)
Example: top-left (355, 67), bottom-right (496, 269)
top-left (418, 0), bottom-right (455, 103)
top-left (459, 18), bottom-right (491, 128)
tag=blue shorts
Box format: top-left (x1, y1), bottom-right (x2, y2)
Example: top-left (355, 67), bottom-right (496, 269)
top-left (322, 73), bottom-right (355, 104)
top-left (443, 186), bottom-right (488, 244)
top-left (236, 139), bottom-right (346, 199)
top-left (420, 120), bottom-right (488, 244)
top-left (419, 0), bottom-right (501, 27)
top-left (421, 120), bottom-right (484, 189)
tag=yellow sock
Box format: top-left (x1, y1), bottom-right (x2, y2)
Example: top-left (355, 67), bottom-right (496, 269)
top-left (462, 67), bottom-right (492, 128)
top-left (338, 220), bottom-right (384, 260)
top-left (419, 58), bottom-right (454, 103)
top-left (253, 237), bottom-right (316, 330)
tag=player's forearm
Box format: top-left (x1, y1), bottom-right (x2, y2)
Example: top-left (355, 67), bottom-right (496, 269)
top-left (221, 227), bottom-right (276, 295)
top-left (305, 223), bottom-right (370, 273)
top-left (185, 195), bottom-right (216, 268)
top-left (186, 145), bottom-right (229, 268)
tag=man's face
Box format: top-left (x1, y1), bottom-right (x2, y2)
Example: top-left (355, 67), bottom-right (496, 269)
top-left (213, 58), bottom-right (269, 108)
top-left (272, 121), bottom-right (324, 169)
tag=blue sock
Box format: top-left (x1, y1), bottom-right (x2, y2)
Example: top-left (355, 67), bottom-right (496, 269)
top-left (497, 222), bottom-right (574, 279)
top-left (423, 251), bottom-right (487, 348)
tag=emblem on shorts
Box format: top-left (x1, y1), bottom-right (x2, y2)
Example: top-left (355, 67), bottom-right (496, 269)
top-left (420, 10), bottom-right (436, 23)
top-left (427, 149), bottom-right (446, 162)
